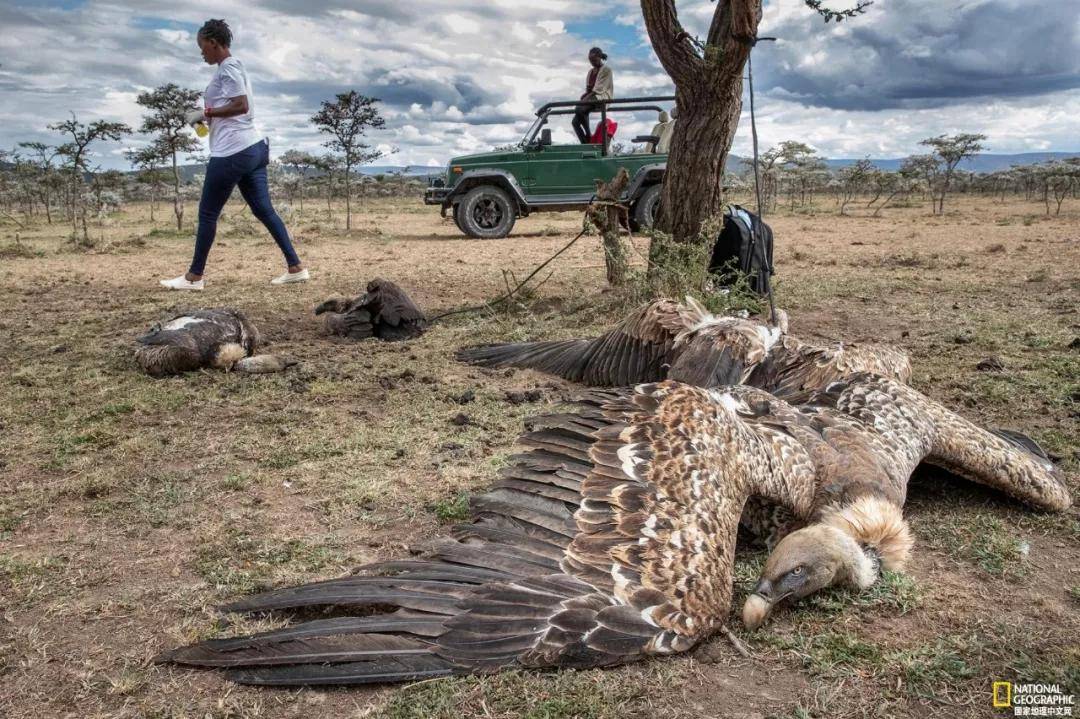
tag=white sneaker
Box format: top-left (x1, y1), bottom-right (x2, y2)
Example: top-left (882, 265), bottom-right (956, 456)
top-left (271, 268), bottom-right (310, 285)
top-left (160, 275), bottom-right (205, 291)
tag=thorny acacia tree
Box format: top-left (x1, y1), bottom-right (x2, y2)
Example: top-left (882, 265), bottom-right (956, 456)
top-left (640, 0), bottom-right (870, 284)
top-left (311, 92), bottom-right (387, 230)
top-left (16, 142), bottom-right (60, 223)
top-left (919, 133), bottom-right (986, 214)
top-left (125, 144), bottom-right (170, 222)
top-left (136, 84), bottom-right (202, 230)
top-left (49, 114), bottom-right (130, 245)
top-left (279, 149), bottom-right (319, 213)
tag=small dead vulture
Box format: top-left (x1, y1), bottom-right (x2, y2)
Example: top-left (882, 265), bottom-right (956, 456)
top-left (315, 278), bottom-right (426, 341)
top-left (457, 297), bottom-right (911, 398)
top-left (135, 308), bottom-right (293, 377)
top-left (159, 376), bottom-right (1068, 687)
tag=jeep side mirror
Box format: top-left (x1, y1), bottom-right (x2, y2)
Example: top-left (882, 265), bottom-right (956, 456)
top-left (539, 129), bottom-right (552, 146)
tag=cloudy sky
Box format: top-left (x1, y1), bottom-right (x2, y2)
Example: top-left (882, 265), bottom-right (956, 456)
top-left (1, 0), bottom-right (1078, 170)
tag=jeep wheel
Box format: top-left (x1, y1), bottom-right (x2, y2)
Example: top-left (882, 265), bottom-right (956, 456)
top-left (632, 184), bottom-right (662, 231)
top-left (459, 186), bottom-right (516, 239)
top-left (452, 203), bottom-right (466, 233)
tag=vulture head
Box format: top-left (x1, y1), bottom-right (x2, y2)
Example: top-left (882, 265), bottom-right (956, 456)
top-left (742, 496), bottom-right (913, 630)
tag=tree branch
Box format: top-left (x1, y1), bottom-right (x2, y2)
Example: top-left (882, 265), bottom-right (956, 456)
top-left (640, 0), bottom-right (706, 87)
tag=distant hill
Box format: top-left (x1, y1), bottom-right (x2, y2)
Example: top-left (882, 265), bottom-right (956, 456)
top-left (729, 152), bottom-right (1079, 174)
top-left (158, 163), bottom-right (443, 183)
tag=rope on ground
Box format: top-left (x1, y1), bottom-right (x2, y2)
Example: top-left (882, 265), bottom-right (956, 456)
top-left (428, 225), bottom-right (590, 323)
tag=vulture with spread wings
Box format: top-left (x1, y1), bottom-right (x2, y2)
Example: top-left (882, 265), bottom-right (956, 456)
top-left (456, 297), bottom-right (912, 399)
top-left (161, 374), bottom-right (1068, 686)
top-left (316, 278), bottom-right (427, 341)
top-left (135, 308), bottom-right (293, 377)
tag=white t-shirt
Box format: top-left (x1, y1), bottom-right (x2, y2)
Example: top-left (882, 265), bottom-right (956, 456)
top-left (204, 56), bottom-right (263, 157)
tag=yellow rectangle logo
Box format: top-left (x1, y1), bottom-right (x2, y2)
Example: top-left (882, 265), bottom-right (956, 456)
top-left (993, 682), bottom-right (1012, 708)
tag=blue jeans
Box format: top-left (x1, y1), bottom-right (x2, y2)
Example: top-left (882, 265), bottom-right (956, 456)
top-left (189, 139), bottom-right (300, 276)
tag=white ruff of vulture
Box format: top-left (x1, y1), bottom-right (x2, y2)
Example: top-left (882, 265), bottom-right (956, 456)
top-left (135, 308), bottom-right (293, 377)
top-left (456, 297), bottom-right (912, 397)
top-left (315, 278), bottom-right (427, 341)
top-left (161, 376), bottom-right (1068, 686)
top-left (739, 376), bottom-right (1072, 630)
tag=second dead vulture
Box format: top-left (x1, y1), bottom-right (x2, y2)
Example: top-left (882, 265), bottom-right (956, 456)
top-left (456, 297), bottom-right (912, 398)
top-left (315, 278), bottom-right (427, 341)
top-left (135, 308), bottom-right (294, 377)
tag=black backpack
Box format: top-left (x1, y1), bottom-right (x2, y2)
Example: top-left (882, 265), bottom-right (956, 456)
top-left (708, 204), bottom-right (775, 298)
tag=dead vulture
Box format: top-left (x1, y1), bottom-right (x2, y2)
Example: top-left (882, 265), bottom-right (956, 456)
top-left (159, 376), bottom-right (1068, 686)
top-left (315, 278), bottom-right (426, 341)
top-left (738, 376), bottom-right (1071, 630)
top-left (135, 308), bottom-right (294, 377)
top-left (456, 297), bottom-right (911, 398)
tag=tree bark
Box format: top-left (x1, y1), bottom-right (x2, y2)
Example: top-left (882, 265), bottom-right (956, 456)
top-left (172, 152), bottom-right (184, 231)
top-left (587, 168), bottom-right (632, 286)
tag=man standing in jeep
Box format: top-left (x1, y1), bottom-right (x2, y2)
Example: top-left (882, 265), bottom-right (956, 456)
top-left (571, 48), bottom-right (614, 144)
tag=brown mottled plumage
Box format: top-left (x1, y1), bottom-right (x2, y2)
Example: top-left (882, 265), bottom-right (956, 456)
top-left (160, 376), bottom-right (1068, 685)
top-left (135, 308), bottom-right (292, 377)
top-left (456, 297), bottom-right (911, 398)
top-left (315, 278), bottom-right (426, 341)
top-left (159, 382), bottom-right (814, 685)
top-left (740, 374), bottom-right (1071, 629)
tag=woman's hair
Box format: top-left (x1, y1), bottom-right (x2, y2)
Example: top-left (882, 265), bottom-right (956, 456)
top-left (198, 19), bottom-right (233, 48)
top-left (589, 47), bottom-right (608, 61)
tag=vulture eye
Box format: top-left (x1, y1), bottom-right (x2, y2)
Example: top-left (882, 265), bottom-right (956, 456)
top-left (791, 566), bottom-right (804, 576)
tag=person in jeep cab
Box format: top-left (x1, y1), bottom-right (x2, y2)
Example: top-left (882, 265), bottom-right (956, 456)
top-left (571, 47), bottom-right (614, 144)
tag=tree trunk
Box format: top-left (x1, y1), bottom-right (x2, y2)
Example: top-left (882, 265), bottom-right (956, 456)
top-left (344, 166), bottom-right (352, 230)
top-left (588, 168), bottom-right (632, 286)
top-left (641, 0), bottom-right (758, 294)
top-left (172, 153), bottom-right (184, 231)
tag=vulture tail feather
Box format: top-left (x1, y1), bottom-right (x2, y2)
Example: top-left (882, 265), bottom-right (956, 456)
top-left (456, 339), bottom-right (593, 381)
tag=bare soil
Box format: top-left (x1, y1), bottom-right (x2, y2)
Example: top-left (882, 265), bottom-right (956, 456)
top-left (1, 195), bottom-right (1077, 718)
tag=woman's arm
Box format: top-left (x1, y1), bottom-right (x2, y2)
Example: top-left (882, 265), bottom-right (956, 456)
top-left (206, 95), bottom-right (249, 120)
top-left (593, 66), bottom-right (614, 101)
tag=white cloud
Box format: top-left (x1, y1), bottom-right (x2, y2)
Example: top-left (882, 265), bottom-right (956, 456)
top-left (0, 0), bottom-right (1075, 171)
top-left (537, 20), bottom-right (565, 35)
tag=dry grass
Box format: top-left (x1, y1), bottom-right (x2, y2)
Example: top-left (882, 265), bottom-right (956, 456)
top-left (0, 194), bottom-right (1077, 718)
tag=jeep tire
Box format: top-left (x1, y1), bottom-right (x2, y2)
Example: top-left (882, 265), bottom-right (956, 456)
top-left (452, 202), bottom-right (467, 234)
top-left (632, 184), bottom-right (662, 231)
top-left (459, 185), bottom-right (516, 239)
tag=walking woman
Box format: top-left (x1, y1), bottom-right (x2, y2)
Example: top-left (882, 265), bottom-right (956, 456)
top-left (571, 47), bottom-right (614, 144)
top-left (161, 18), bottom-right (308, 291)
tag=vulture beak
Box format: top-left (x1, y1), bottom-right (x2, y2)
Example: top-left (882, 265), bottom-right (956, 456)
top-left (742, 579), bottom-right (788, 630)
top-left (136, 323), bottom-right (163, 344)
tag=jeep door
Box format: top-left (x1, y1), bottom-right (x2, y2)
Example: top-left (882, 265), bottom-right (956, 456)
top-left (524, 143), bottom-right (620, 201)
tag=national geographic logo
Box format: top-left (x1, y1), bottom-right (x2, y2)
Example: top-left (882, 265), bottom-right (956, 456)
top-left (993, 682), bottom-right (1075, 716)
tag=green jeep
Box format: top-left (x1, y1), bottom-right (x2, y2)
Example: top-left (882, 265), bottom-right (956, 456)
top-left (424, 96), bottom-right (675, 238)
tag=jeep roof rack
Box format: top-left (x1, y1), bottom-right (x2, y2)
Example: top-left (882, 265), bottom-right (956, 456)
top-left (528, 95), bottom-right (676, 154)
top-left (534, 95), bottom-right (676, 117)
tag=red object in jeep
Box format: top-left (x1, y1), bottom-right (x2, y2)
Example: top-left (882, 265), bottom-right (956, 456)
top-left (591, 118), bottom-right (618, 144)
